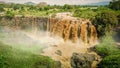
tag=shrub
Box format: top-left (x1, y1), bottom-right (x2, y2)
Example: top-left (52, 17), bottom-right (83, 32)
top-left (6, 11), bottom-right (15, 19)
top-left (98, 55), bottom-right (120, 68)
top-left (0, 55), bottom-right (9, 68)
top-left (93, 11), bottom-right (118, 37)
top-left (109, 0), bottom-right (120, 10)
top-left (73, 8), bottom-right (96, 19)
top-left (95, 35), bottom-right (120, 68)
top-left (0, 5), bottom-right (4, 12)
top-left (95, 35), bottom-right (119, 57)
top-left (0, 42), bottom-right (11, 68)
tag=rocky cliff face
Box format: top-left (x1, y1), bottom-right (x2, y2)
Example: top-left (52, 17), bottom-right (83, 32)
top-left (0, 16), bottom-right (98, 44)
top-left (0, 16), bottom-right (48, 31)
top-left (71, 53), bottom-right (95, 68)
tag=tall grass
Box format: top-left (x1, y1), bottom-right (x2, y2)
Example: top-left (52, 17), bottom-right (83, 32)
top-left (96, 35), bottom-right (119, 56)
top-left (0, 42), bottom-right (57, 68)
top-left (95, 35), bottom-right (120, 68)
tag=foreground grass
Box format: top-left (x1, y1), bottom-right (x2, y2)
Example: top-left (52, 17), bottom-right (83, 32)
top-left (95, 35), bottom-right (120, 68)
top-left (0, 42), bottom-right (57, 68)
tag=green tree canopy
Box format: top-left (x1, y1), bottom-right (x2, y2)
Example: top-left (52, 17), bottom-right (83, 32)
top-left (109, 0), bottom-right (120, 10)
top-left (93, 11), bottom-right (118, 37)
top-left (63, 4), bottom-right (73, 10)
top-left (0, 4), bottom-right (4, 12)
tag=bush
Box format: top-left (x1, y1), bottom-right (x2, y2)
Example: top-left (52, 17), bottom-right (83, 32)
top-left (98, 55), bottom-right (120, 68)
top-left (109, 0), bottom-right (120, 10)
top-left (0, 55), bottom-right (9, 68)
top-left (0, 5), bottom-right (4, 12)
top-left (6, 11), bottom-right (15, 19)
top-left (73, 8), bottom-right (96, 19)
top-left (93, 11), bottom-right (118, 37)
top-left (0, 42), bottom-right (11, 68)
top-left (95, 35), bottom-right (119, 57)
top-left (95, 35), bottom-right (120, 68)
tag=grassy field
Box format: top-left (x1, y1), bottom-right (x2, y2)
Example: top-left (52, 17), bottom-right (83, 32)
top-left (0, 41), bottom-right (58, 68)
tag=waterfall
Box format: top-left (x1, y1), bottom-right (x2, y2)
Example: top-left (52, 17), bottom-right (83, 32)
top-left (0, 16), bottom-right (98, 44)
top-left (49, 17), bottom-right (98, 44)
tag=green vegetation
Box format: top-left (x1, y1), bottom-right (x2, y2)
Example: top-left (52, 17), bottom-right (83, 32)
top-left (95, 35), bottom-right (120, 68)
top-left (6, 11), bottom-right (15, 19)
top-left (0, 0), bottom-right (119, 21)
top-left (109, 0), bottom-right (120, 10)
top-left (93, 11), bottom-right (118, 36)
top-left (95, 35), bottom-right (119, 56)
top-left (98, 55), bottom-right (120, 68)
top-left (0, 2), bottom-right (119, 18)
top-left (0, 42), bottom-right (57, 68)
top-left (93, 2), bottom-right (120, 65)
top-left (73, 8), bottom-right (97, 19)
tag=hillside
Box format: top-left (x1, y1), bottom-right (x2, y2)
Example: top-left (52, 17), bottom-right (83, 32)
top-left (24, 2), bottom-right (36, 5)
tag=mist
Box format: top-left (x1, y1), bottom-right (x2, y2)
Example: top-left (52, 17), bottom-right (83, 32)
top-left (0, 27), bottom-right (64, 54)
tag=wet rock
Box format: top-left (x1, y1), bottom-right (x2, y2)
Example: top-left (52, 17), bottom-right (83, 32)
top-left (87, 46), bottom-right (96, 52)
top-left (71, 53), bottom-right (95, 68)
top-left (55, 50), bottom-right (62, 56)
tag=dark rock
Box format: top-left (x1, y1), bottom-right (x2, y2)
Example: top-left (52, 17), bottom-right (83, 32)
top-left (55, 50), bottom-right (62, 56)
top-left (71, 53), bottom-right (95, 68)
top-left (87, 46), bottom-right (96, 52)
top-left (52, 45), bottom-right (58, 47)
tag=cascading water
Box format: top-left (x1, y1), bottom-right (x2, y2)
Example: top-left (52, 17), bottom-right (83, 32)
top-left (48, 17), bottom-right (98, 45)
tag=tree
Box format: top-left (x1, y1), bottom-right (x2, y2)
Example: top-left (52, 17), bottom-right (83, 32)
top-left (117, 14), bottom-right (120, 23)
top-left (109, 0), bottom-right (120, 10)
top-left (63, 4), bottom-right (73, 10)
top-left (0, 4), bottom-right (4, 12)
top-left (93, 11), bottom-right (118, 37)
top-left (6, 11), bottom-right (15, 19)
top-left (73, 8), bottom-right (96, 19)
top-left (13, 4), bottom-right (21, 10)
top-left (73, 8), bottom-right (82, 17)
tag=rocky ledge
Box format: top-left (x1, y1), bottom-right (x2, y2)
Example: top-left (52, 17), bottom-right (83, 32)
top-left (71, 53), bottom-right (96, 68)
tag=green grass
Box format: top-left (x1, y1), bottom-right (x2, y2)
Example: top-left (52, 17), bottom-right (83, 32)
top-left (98, 55), bottom-right (120, 68)
top-left (0, 42), bottom-right (57, 68)
top-left (95, 35), bottom-right (120, 68)
top-left (95, 35), bottom-right (119, 56)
